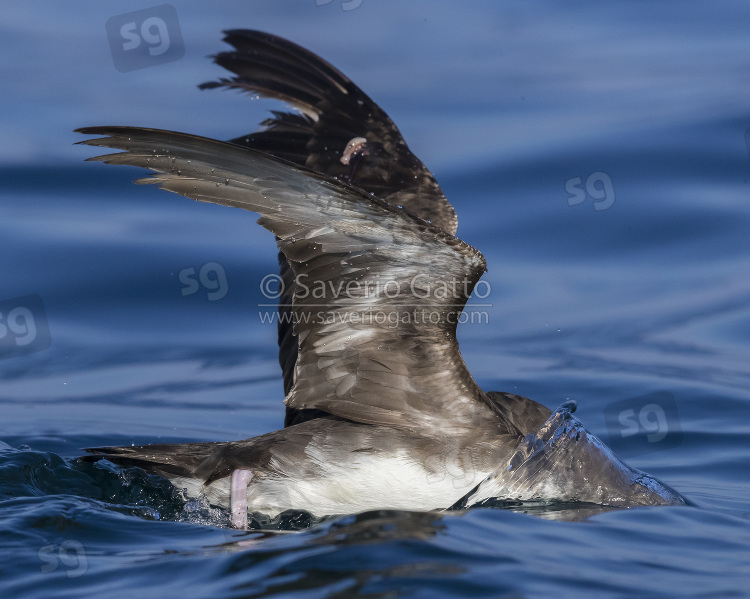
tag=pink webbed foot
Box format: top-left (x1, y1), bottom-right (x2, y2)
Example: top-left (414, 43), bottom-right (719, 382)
top-left (229, 469), bottom-right (254, 529)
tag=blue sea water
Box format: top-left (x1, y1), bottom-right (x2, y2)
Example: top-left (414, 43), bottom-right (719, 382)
top-left (2, 1), bottom-right (750, 597)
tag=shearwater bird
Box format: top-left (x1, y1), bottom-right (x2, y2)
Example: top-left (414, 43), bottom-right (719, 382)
top-left (77, 30), bottom-right (685, 528)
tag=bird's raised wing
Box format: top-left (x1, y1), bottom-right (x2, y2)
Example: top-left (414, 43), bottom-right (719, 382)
top-left (200, 30), bottom-right (458, 234)
top-left (200, 31), bottom-right (460, 418)
top-left (77, 127), bottom-right (509, 434)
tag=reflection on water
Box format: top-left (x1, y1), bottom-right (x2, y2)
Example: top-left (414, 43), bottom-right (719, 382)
top-left (219, 511), bottom-right (460, 599)
top-left (467, 500), bottom-right (629, 522)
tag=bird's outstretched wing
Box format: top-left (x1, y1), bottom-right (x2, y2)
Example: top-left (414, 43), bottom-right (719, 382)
top-left (200, 31), bottom-right (458, 420)
top-left (76, 127), bottom-right (509, 434)
top-left (200, 30), bottom-right (458, 234)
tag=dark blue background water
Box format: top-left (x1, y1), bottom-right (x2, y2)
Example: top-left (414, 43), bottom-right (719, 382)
top-left (2, 2), bottom-right (749, 597)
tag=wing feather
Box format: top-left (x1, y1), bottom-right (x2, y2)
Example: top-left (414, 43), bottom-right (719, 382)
top-left (200, 31), bottom-right (460, 413)
top-left (76, 126), bottom-right (506, 433)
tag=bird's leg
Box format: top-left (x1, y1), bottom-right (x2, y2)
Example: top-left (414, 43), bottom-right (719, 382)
top-left (229, 469), bottom-right (254, 529)
top-left (340, 136), bottom-right (370, 183)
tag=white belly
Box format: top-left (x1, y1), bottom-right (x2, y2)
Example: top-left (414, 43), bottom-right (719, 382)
top-left (170, 448), bottom-right (489, 518)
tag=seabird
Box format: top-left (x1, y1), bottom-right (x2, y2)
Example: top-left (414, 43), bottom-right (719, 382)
top-left (77, 30), bottom-right (685, 528)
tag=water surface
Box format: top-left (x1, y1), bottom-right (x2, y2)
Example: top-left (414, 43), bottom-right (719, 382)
top-left (1, 2), bottom-right (749, 597)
